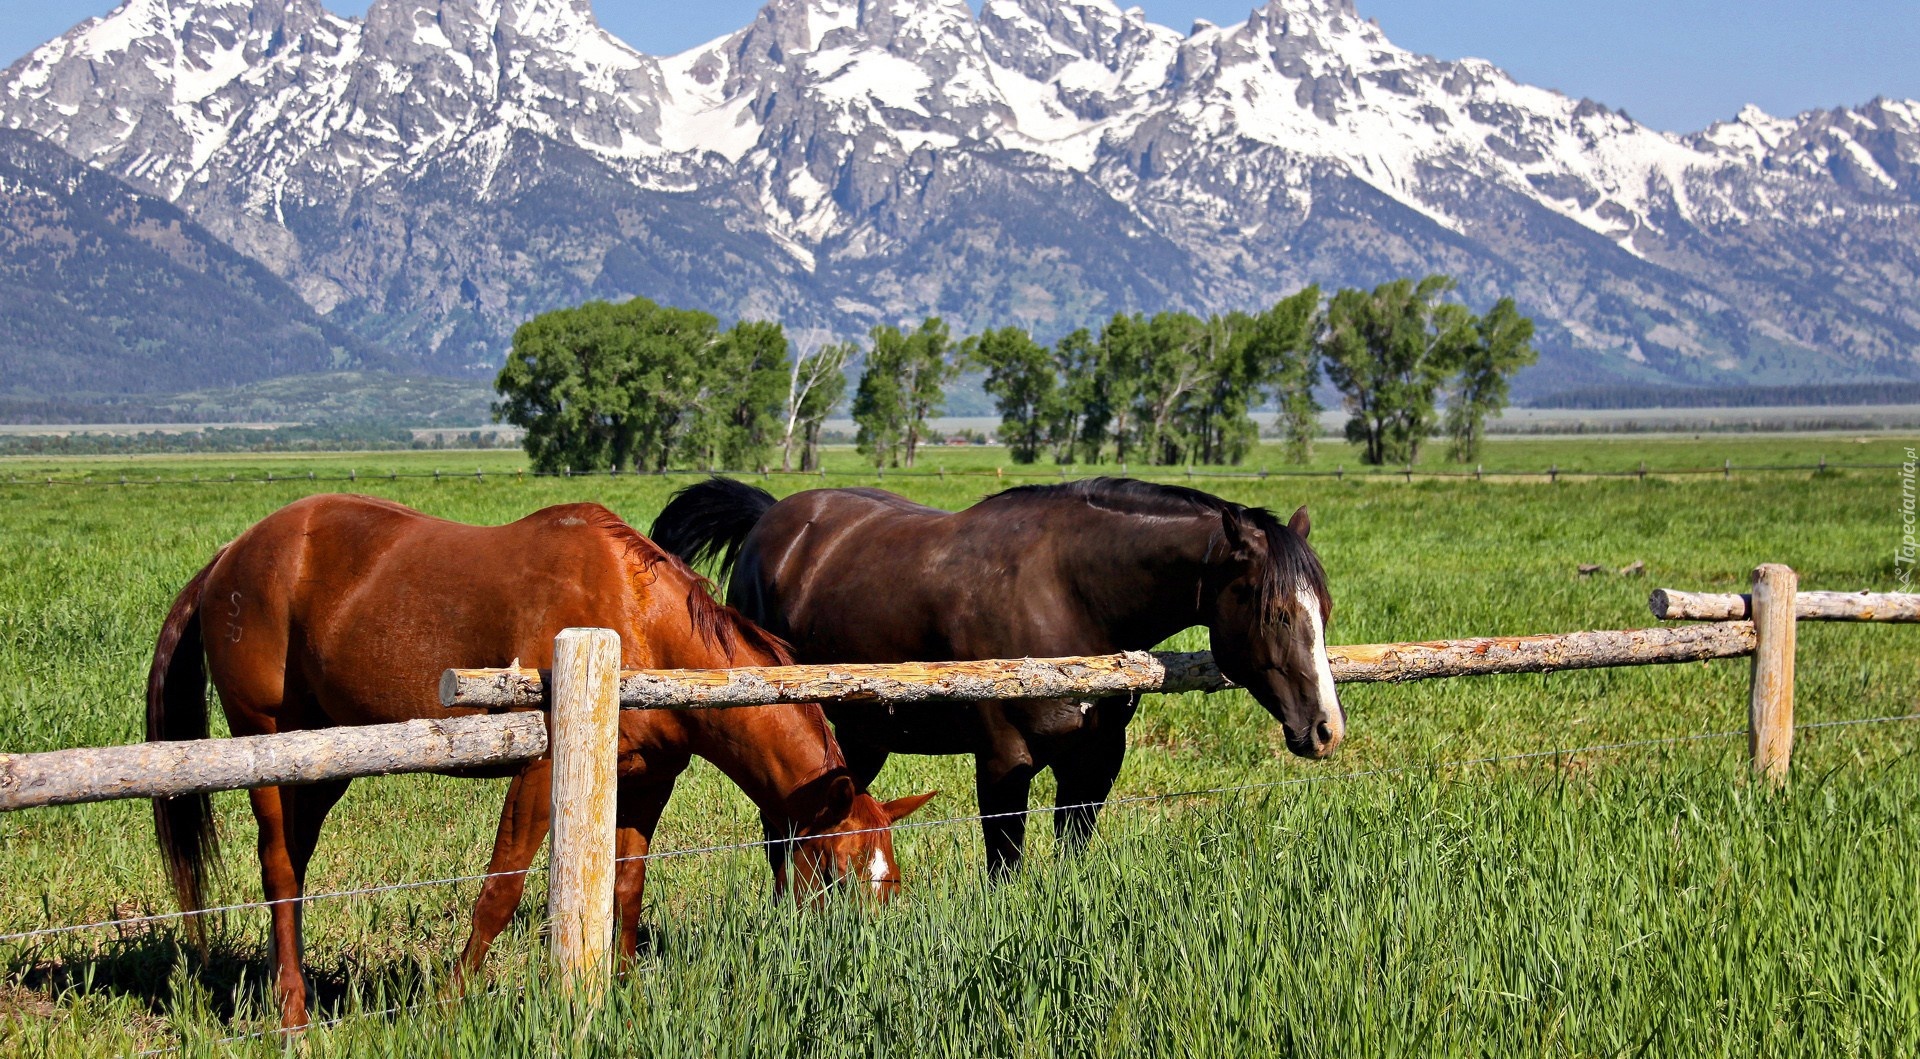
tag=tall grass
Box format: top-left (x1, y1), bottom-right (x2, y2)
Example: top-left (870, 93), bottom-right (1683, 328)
top-left (1, 438), bottom-right (1916, 1055)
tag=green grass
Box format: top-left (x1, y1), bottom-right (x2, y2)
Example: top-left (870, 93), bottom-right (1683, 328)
top-left (1, 436), bottom-right (1917, 1056)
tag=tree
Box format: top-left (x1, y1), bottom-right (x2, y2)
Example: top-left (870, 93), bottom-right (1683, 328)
top-left (1445, 297), bottom-right (1537, 462)
top-left (852, 325), bottom-right (909, 468)
top-left (1134, 310), bottom-right (1209, 465)
top-left (493, 298), bottom-right (698, 473)
top-left (686, 319), bottom-right (789, 472)
top-left (1088, 314), bottom-right (1150, 465)
top-left (1046, 327), bottom-right (1102, 464)
top-left (853, 317), bottom-right (961, 468)
top-left (1181, 311), bottom-right (1261, 466)
top-left (1247, 286), bottom-right (1324, 464)
top-left (899, 317), bottom-right (961, 467)
top-left (970, 326), bottom-right (1057, 464)
top-left (494, 297), bottom-right (788, 474)
top-left (780, 331), bottom-right (853, 472)
top-left (1320, 276), bottom-right (1475, 466)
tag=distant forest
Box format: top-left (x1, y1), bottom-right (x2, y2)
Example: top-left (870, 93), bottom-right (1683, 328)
top-left (1530, 382), bottom-right (1920, 410)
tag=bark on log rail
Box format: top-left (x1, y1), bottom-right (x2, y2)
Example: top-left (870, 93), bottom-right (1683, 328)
top-left (1650, 589), bottom-right (1920, 623)
top-left (441, 623), bottom-right (1759, 711)
top-left (0, 713), bottom-right (548, 813)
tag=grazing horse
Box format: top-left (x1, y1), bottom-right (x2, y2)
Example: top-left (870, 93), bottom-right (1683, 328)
top-left (146, 494), bottom-right (934, 1029)
top-left (651, 476), bottom-right (1342, 878)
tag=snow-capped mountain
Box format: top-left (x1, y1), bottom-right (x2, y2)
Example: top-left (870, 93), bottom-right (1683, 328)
top-left (3, 0), bottom-right (1915, 390)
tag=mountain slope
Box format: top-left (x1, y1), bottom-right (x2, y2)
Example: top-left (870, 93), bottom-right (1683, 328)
top-left (1, 0), bottom-right (1915, 390)
top-left (0, 127), bottom-right (379, 395)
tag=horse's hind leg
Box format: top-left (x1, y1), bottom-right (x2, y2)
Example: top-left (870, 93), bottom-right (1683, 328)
top-left (248, 776), bottom-right (347, 1029)
top-left (452, 759), bottom-right (552, 985)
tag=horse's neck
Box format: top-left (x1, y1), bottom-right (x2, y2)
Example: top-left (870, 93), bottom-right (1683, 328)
top-left (686, 701), bottom-right (845, 822)
top-left (644, 596), bottom-right (845, 822)
top-left (1064, 507), bottom-right (1218, 649)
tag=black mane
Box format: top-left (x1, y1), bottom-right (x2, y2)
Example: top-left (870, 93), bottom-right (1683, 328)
top-left (986, 477), bottom-right (1328, 623)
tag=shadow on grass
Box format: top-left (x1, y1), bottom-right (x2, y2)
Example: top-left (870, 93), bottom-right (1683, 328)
top-left (2, 909), bottom-right (669, 1040)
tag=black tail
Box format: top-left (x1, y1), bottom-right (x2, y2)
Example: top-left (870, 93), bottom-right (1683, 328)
top-left (651, 476), bottom-right (778, 583)
top-left (147, 549), bottom-right (225, 950)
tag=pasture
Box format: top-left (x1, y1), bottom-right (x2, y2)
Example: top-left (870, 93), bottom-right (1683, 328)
top-left (2, 435), bottom-right (1917, 1056)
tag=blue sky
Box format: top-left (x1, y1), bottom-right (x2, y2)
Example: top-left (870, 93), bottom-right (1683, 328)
top-left (3, 0), bottom-right (1915, 132)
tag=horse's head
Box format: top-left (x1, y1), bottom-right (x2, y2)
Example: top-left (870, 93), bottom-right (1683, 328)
top-left (772, 774), bottom-right (937, 904)
top-left (1205, 504), bottom-right (1345, 759)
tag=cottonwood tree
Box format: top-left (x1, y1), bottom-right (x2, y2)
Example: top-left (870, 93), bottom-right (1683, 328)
top-left (970, 326), bottom-right (1057, 464)
top-left (899, 317), bottom-right (961, 467)
top-left (1444, 297), bottom-right (1537, 462)
top-left (1135, 311), bottom-right (1210, 465)
top-left (681, 319), bottom-right (789, 472)
top-left (1321, 275), bottom-right (1476, 466)
top-left (1046, 327), bottom-right (1103, 464)
top-left (1084, 314), bottom-right (1150, 464)
top-left (854, 317), bottom-right (961, 468)
top-left (1182, 311), bottom-right (1266, 466)
top-left (852, 326), bottom-right (908, 467)
top-left (1248, 286), bottom-right (1324, 464)
top-left (494, 297), bottom-right (789, 473)
top-left (780, 331), bottom-right (853, 471)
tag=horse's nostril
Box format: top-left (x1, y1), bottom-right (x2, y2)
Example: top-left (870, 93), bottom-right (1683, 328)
top-left (1315, 721), bottom-right (1334, 745)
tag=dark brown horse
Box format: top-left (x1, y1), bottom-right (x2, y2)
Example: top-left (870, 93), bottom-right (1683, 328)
top-left (147, 494), bottom-right (933, 1029)
top-left (652, 476), bottom-right (1342, 878)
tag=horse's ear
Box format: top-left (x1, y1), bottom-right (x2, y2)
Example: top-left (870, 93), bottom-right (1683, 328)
top-left (804, 774), bottom-right (858, 827)
top-left (880, 791), bottom-right (937, 822)
top-left (1288, 505), bottom-right (1311, 541)
top-left (1219, 513), bottom-right (1256, 562)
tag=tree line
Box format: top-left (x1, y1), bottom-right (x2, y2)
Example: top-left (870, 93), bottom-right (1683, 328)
top-left (492, 276), bottom-right (1536, 474)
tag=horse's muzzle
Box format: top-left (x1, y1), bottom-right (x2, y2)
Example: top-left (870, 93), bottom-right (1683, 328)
top-left (1285, 717), bottom-right (1344, 759)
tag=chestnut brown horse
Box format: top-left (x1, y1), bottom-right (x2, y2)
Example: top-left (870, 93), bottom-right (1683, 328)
top-left (147, 494), bottom-right (933, 1029)
top-left (653, 476), bottom-right (1342, 878)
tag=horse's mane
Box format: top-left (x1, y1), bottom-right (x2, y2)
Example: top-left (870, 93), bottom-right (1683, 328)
top-left (986, 477), bottom-right (1328, 627)
top-left (579, 505), bottom-right (797, 666)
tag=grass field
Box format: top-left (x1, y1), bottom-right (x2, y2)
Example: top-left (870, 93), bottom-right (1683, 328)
top-left (2, 435), bottom-right (1917, 1056)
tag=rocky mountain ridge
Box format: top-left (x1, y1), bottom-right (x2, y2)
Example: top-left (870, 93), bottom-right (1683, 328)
top-left (2, 0), bottom-right (1915, 391)
top-left (0, 127), bottom-right (375, 396)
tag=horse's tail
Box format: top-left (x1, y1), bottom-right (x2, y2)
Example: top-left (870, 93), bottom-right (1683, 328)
top-left (146, 548), bottom-right (226, 949)
top-left (651, 476), bottom-right (778, 583)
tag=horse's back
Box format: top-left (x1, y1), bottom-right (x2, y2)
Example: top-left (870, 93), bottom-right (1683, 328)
top-left (739, 486), bottom-right (1091, 662)
top-left (202, 496), bottom-right (645, 727)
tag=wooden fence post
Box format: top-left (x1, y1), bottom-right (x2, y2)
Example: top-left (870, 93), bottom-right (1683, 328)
top-left (1748, 564), bottom-right (1798, 784)
top-left (548, 627), bottom-right (621, 1004)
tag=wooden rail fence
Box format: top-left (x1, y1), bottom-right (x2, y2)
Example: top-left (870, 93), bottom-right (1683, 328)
top-left (0, 564), bottom-right (1911, 1003)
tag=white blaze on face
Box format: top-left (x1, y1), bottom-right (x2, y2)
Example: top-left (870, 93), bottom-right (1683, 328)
top-left (1296, 586), bottom-right (1344, 743)
top-left (868, 847), bottom-right (892, 896)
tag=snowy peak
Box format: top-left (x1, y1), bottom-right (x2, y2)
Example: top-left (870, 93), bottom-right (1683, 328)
top-left (1, 0), bottom-right (1915, 384)
top-left (0, 0), bottom-right (352, 196)
top-left (1693, 97), bottom-right (1919, 198)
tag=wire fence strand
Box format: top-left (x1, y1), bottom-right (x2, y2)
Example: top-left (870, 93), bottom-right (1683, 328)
top-left (7, 711), bottom-right (1916, 950)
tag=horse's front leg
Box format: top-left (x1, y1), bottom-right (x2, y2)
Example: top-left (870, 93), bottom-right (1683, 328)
top-left (1051, 696), bottom-right (1136, 855)
top-left (613, 772), bottom-right (680, 967)
top-left (452, 759), bottom-right (551, 986)
top-left (975, 715), bottom-right (1037, 881)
